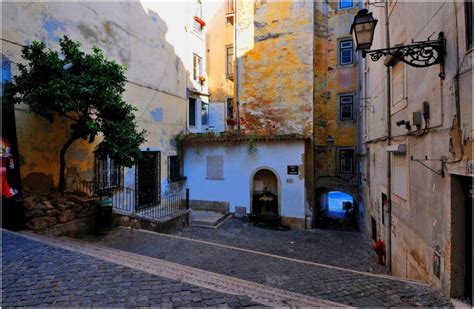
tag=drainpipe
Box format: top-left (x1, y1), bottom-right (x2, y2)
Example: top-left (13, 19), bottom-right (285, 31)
top-left (235, 0), bottom-right (241, 133)
top-left (384, 0), bottom-right (392, 274)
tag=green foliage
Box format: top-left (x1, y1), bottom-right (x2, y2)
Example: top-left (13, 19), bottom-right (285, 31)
top-left (3, 36), bottom-right (146, 168)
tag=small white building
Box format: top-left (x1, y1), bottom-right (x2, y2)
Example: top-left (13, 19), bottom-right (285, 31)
top-left (183, 135), bottom-right (310, 229)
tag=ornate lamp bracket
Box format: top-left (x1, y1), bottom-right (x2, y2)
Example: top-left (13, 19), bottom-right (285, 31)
top-left (362, 32), bottom-right (446, 78)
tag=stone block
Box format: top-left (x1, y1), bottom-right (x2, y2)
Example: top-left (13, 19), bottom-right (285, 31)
top-left (25, 209), bottom-right (45, 220)
top-left (26, 216), bottom-right (57, 230)
top-left (57, 209), bottom-right (76, 223)
top-left (46, 209), bottom-right (60, 217)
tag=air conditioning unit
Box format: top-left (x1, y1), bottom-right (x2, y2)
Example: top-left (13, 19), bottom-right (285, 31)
top-left (386, 144), bottom-right (406, 153)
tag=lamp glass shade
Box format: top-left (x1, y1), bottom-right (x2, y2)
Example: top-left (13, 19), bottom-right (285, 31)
top-left (350, 10), bottom-right (378, 51)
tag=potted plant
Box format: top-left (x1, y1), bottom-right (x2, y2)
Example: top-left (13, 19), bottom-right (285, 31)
top-left (199, 75), bottom-right (206, 85)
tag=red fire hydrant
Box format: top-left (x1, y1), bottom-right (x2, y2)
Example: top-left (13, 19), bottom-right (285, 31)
top-left (372, 239), bottom-right (385, 265)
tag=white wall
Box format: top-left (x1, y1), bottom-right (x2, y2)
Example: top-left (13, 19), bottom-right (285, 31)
top-left (184, 140), bottom-right (306, 218)
top-left (208, 102), bottom-right (225, 133)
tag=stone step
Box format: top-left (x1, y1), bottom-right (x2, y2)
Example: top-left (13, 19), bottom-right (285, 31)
top-left (190, 210), bottom-right (231, 229)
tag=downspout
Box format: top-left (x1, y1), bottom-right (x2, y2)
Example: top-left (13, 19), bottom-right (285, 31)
top-left (235, 0), bottom-right (241, 133)
top-left (384, 0), bottom-right (392, 273)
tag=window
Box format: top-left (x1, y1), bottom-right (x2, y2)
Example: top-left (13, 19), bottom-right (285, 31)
top-left (226, 0), bottom-right (235, 24)
top-left (169, 155), bottom-right (183, 182)
top-left (339, 94), bottom-right (354, 121)
top-left (225, 0), bottom-right (235, 15)
top-left (339, 40), bottom-right (353, 65)
top-left (339, 149), bottom-right (354, 174)
top-left (206, 156), bottom-right (224, 179)
top-left (193, 0), bottom-right (203, 34)
top-left (189, 97), bottom-right (196, 126)
top-left (226, 97), bottom-right (234, 120)
top-left (201, 101), bottom-right (209, 126)
top-left (466, 1), bottom-right (472, 50)
top-left (339, 0), bottom-right (353, 9)
top-left (193, 54), bottom-right (202, 81)
top-left (226, 45), bottom-right (234, 77)
top-left (95, 156), bottom-right (121, 188)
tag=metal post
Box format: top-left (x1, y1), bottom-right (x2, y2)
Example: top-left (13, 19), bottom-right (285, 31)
top-left (185, 188), bottom-right (190, 210)
top-left (384, 0), bottom-right (392, 273)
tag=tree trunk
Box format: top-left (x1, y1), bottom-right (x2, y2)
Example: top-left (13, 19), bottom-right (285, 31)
top-left (58, 134), bottom-right (81, 193)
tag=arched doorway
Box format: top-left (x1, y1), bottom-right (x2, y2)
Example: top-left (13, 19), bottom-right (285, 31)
top-left (251, 168), bottom-right (280, 224)
top-left (314, 188), bottom-right (357, 230)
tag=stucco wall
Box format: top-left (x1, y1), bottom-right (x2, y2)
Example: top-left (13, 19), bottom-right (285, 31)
top-left (183, 140), bottom-right (306, 220)
top-left (236, 1), bottom-right (314, 136)
top-left (205, 1), bottom-right (235, 103)
top-left (313, 1), bottom-right (360, 218)
top-left (2, 2), bottom-right (205, 189)
top-left (360, 1), bottom-right (473, 296)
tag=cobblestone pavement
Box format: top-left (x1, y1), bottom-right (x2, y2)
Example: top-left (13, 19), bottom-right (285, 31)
top-left (89, 226), bottom-right (451, 307)
top-left (1, 230), bottom-right (262, 307)
top-left (179, 218), bottom-right (386, 274)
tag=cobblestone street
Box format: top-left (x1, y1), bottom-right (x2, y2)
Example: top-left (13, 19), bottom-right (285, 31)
top-left (2, 218), bottom-right (452, 307)
top-left (1, 230), bottom-right (261, 307)
top-left (87, 219), bottom-right (450, 307)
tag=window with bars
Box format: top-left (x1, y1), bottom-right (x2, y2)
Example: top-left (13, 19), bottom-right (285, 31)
top-left (339, 94), bottom-right (354, 121)
top-left (226, 45), bottom-right (234, 77)
top-left (339, 149), bottom-right (354, 174)
top-left (95, 156), bottom-right (122, 188)
top-left (193, 54), bottom-right (202, 81)
top-left (339, 39), bottom-right (353, 65)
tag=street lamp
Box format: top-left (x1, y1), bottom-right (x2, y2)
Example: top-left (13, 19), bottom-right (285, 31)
top-left (350, 9), bottom-right (446, 78)
top-left (350, 9), bottom-right (378, 51)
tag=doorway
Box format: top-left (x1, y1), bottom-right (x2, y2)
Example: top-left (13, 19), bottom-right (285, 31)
top-left (451, 175), bottom-right (472, 303)
top-left (251, 169), bottom-right (279, 224)
top-left (136, 151), bottom-right (160, 211)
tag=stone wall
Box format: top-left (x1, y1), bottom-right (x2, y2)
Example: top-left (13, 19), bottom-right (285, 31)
top-left (23, 191), bottom-right (98, 236)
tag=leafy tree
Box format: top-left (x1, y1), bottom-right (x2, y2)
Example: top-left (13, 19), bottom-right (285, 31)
top-left (3, 36), bottom-right (146, 192)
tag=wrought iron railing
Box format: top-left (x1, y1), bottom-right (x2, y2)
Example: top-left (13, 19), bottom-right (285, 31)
top-left (72, 181), bottom-right (189, 221)
top-left (136, 191), bottom-right (188, 220)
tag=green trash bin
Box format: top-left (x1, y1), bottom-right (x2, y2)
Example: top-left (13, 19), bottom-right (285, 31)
top-left (95, 198), bottom-right (113, 233)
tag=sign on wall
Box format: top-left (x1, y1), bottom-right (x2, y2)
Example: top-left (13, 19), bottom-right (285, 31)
top-left (287, 165), bottom-right (299, 175)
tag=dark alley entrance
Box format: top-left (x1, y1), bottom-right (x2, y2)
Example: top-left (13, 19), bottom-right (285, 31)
top-left (315, 190), bottom-right (357, 231)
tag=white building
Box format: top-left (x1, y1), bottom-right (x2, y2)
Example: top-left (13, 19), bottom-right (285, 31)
top-left (183, 136), bottom-right (309, 228)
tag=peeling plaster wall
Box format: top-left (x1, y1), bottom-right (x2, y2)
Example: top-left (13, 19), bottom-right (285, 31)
top-left (360, 1), bottom-right (473, 296)
top-left (2, 2), bottom-right (203, 190)
top-left (236, 1), bottom-right (314, 136)
top-left (313, 2), bottom-right (360, 201)
top-left (183, 140), bottom-right (306, 222)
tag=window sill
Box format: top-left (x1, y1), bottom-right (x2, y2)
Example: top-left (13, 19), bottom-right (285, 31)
top-left (337, 62), bottom-right (357, 69)
top-left (205, 177), bottom-right (224, 180)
